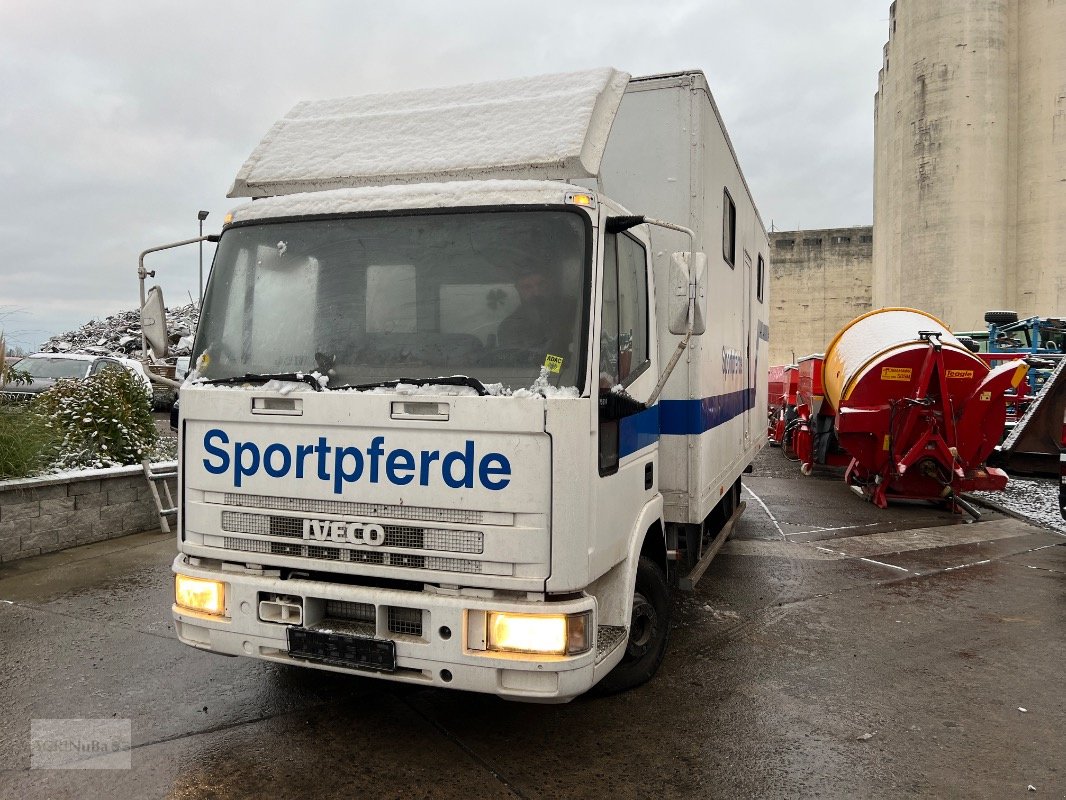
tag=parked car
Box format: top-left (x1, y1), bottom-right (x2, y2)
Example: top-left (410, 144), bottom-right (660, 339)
top-left (1, 353), bottom-right (154, 401)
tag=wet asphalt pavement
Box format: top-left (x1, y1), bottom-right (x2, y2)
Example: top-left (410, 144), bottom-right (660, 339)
top-left (1, 449), bottom-right (1064, 799)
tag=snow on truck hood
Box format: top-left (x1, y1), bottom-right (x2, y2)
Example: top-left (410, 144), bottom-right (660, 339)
top-left (227, 179), bottom-right (597, 223)
top-left (183, 372), bottom-right (581, 399)
top-left (228, 67), bottom-right (630, 197)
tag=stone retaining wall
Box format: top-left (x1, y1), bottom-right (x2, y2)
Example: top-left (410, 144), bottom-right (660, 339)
top-left (0, 462), bottom-right (177, 563)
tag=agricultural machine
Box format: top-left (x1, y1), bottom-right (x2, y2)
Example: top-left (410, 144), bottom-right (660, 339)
top-left (956, 311), bottom-right (1066, 422)
top-left (767, 363), bottom-right (798, 446)
top-left (785, 308), bottom-right (1028, 513)
top-left (783, 355), bottom-right (851, 474)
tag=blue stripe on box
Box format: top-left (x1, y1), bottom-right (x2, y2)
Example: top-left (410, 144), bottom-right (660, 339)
top-left (615, 388), bottom-right (757, 457)
top-left (660, 388), bottom-right (756, 435)
top-left (618, 405), bottom-right (660, 458)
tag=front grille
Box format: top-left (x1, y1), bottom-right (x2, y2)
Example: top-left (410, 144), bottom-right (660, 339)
top-left (420, 528), bottom-right (482, 554)
top-left (224, 493), bottom-right (482, 524)
top-left (387, 606), bottom-right (423, 637)
top-left (220, 512), bottom-right (483, 553)
top-left (272, 542), bottom-right (303, 557)
top-left (322, 600), bottom-right (376, 637)
top-left (326, 600), bottom-right (375, 623)
top-left (221, 512), bottom-right (269, 536)
top-left (426, 556), bottom-right (484, 572)
top-left (271, 517), bottom-right (304, 538)
top-left (306, 601), bottom-right (425, 640)
top-left (219, 536), bottom-right (486, 573)
top-left (224, 536), bottom-right (268, 553)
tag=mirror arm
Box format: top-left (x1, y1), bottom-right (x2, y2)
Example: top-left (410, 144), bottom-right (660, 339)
top-left (641, 217), bottom-right (696, 252)
top-left (647, 283), bottom-right (695, 407)
top-left (137, 234), bottom-right (218, 359)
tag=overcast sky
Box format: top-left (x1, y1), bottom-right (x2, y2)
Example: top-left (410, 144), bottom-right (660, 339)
top-left (0, 0), bottom-right (888, 351)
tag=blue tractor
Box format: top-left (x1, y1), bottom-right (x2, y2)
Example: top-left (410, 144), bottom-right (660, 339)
top-left (983, 310), bottom-right (1066, 397)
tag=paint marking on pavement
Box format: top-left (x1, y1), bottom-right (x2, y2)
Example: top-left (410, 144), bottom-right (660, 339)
top-left (1026, 564), bottom-right (1066, 575)
top-left (785, 522), bottom-right (882, 538)
top-left (941, 559), bottom-right (992, 572)
top-left (858, 557), bottom-right (910, 573)
top-left (742, 485), bottom-right (786, 540)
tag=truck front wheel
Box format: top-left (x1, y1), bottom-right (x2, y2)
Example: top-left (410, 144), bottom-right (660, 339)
top-left (596, 556), bottom-right (671, 694)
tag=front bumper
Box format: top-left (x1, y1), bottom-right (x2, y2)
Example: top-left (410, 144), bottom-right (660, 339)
top-left (171, 554), bottom-right (617, 702)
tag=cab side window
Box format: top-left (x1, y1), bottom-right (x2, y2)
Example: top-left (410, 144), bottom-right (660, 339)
top-left (599, 232), bottom-right (649, 388)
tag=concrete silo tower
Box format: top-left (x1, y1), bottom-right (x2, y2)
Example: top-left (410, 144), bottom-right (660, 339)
top-left (873, 0), bottom-right (1066, 330)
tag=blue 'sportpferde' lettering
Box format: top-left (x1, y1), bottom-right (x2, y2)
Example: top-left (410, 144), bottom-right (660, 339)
top-left (200, 429), bottom-right (511, 493)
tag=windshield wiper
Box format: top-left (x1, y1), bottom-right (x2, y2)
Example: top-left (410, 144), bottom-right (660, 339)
top-left (200, 372), bottom-right (324, 391)
top-left (339, 375), bottom-right (490, 396)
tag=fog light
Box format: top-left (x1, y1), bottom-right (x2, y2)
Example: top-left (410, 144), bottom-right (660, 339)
top-left (486, 611), bottom-right (591, 656)
top-left (175, 574), bottom-right (226, 616)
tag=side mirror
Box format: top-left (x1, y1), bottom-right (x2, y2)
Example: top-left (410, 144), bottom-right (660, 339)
top-left (668, 252), bottom-right (707, 336)
top-left (141, 285), bottom-right (169, 359)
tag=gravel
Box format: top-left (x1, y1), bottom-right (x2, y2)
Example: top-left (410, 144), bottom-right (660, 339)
top-left (970, 475), bottom-right (1066, 533)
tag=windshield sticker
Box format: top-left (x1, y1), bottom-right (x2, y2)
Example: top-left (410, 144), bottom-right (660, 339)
top-left (543, 354), bottom-right (564, 374)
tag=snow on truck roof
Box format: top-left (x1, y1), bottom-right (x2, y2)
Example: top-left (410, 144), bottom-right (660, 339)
top-left (228, 179), bottom-right (597, 223)
top-left (228, 68), bottom-right (630, 198)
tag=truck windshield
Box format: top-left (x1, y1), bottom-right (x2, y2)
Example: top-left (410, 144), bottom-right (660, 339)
top-left (194, 209), bottom-right (589, 392)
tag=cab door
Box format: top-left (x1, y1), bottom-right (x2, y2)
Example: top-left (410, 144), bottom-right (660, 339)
top-left (590, 223), bottom-right (659, 576)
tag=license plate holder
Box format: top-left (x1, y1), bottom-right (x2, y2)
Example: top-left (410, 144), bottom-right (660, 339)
top-left (286, 627), bottom-right (397, 672)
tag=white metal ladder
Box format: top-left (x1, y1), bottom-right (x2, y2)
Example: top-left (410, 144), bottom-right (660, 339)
top-left (142, 460), bottom-right (177, 533)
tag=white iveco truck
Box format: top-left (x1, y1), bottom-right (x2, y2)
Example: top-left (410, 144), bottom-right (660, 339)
top-left (166, 68), bottom-right (769, 701)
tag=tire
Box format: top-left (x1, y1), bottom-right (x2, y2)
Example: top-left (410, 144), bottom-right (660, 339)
top-left (595, 556), bottom-right (671, 695)
top-left (984, 310), bottom-right (1018, 326)
top-left (956, 336), bottom-right (980, 353)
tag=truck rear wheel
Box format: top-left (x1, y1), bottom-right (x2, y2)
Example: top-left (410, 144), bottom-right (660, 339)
top-left (595, 556), bottom-right (670, 694)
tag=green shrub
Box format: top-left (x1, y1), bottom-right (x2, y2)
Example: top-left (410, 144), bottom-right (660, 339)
top-left (0, 405), bottom-right (56, 479)
top-left (34, 368), bottom-right (158, 470)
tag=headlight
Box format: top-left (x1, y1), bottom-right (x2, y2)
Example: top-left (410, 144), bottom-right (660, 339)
top-left (175, 574), bottom-right (226, 616)
top-left (486, 611), bottom-right (591, 656)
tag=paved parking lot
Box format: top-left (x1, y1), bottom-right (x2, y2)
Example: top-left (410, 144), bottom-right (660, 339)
top-left (1, 456), bottom-right (1063, 798)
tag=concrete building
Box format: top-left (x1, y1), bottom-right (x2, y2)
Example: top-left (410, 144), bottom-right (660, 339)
top-left (874, 0), bottom-right (1066, 331)
top-left (768, 227), bottom-right (873, 364)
